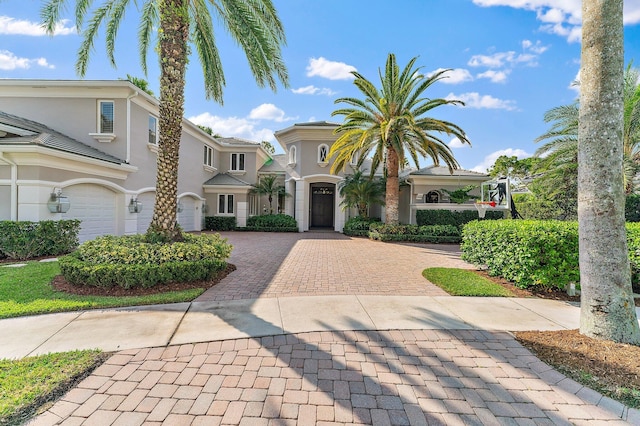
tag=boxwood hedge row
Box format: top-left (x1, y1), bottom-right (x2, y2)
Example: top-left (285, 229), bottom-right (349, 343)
top-left (0, 220), bottom-right (80, 260)
top-left (462, 220), bottom-right (640, 292)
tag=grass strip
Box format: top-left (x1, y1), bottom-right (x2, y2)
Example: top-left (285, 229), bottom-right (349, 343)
top-left (422, 267), bottom-right (514, 297)
top-left (0, 261), bottom-right (203, 319)
top-left (0, 350), bottom-right (107, 425)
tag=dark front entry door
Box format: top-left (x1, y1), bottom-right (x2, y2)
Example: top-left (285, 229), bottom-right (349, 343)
top-left (310, 183), bottom-right (335, 228)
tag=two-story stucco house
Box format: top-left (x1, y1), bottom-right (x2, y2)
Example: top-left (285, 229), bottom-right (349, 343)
top-left (0, 80), bottom-right (489, 241)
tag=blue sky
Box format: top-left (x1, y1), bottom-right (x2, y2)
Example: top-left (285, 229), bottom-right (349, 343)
top-left (2, 0), bottom-right (640, 172)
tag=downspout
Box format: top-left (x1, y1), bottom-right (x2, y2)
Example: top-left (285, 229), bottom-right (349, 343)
top-left (126, 91), bottom-right (139, 164)
top-left (0, 152), bottom-right (18, 220)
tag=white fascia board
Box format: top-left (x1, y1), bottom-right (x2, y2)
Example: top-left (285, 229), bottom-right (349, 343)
top-left (203, 184), bottom-right (252, 193)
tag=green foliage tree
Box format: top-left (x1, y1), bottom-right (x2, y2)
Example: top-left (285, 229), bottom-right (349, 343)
top-left (338, 169), bottom-right (385, 218)
top-left (261, 141), bottom-right (276, 154)
top-left (329, 54), bottom-right (470, 224)
top-left (578, 0), bottom-right (640, 344)
top-left (441, 185), bottom-right (478, 204)
top-left (42, 0), bottom-right (288, 241)
top-left (250, 175), bottom-right (288, 214)
top-left (123, 74), bottom-right (154, 97)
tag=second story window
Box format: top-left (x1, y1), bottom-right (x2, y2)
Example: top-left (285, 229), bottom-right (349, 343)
top-left (318, 144), bottom-right (329, 163)
top-left (99, 100), bottom-right (114, 134)
top-left (231, 153), bottom-right (245, 171)
top-left (204, 145), bottom-right (214, 167)
top-left (148, 115), bottom-right (157, 145)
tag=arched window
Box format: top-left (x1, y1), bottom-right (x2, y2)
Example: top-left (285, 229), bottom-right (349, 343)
top-left (289, 146), bottom-right (296, 165)
top-left (318, 144), bottom-right (329, 163)
top-left (425, 191), bottom-right (440, 203)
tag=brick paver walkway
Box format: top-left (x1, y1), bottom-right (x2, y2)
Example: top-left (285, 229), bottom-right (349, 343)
top-left (196, 232), bottom-right (465, 301)
top-left (33, 330), bottom-right (632, 425)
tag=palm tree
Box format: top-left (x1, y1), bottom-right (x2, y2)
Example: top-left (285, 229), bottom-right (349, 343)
top-left (42, 0), bottom-right (288, 241)
top-left (329, 54), bottom-right (470, 224)
top-left (251, 175), bottom-right (288, 214)
top-left (578, 0), bottom-right (640, 344)
top-left (338, 169), bottom-right (385, 218)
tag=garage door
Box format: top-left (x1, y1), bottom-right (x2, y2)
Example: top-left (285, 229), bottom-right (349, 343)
top-left (136, 192), bottom-right (155, 234)
top-left (177, 197), bottom-right (197, 232)
top-left (62, 184), bottom-right (117, 242)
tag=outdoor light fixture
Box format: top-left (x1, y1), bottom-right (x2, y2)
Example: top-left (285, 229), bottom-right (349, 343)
top-left (47, 189), bottom-right (71, 213)
top-left (177, 201), bottom-right (184, 213)
top-left (128, 197), bottom-right (143, 213)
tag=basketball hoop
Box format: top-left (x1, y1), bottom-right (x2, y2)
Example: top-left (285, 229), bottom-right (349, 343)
top-left (475, 201), bottom-right (496, 219)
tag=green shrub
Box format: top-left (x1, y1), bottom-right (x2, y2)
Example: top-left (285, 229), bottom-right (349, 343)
top-left (59, 233), bottom-right (232, 289)
top-left (245, 214), bottom-right (298, 232)
top-left (416, 209), bottom-right (503, 227)
top-left (461, 220), bottom-right (579, 289)
top-left (369, 223), bottom-right (461, 243)
top-left (626, 194), bottom-right (640, 222)
top-left (343, 216), bottom-right (381, 236)
top-left (0, 220), bottom-right (80, 260)
top-left (625, 223), bottom-right (640, 293)
top-left (204, 216), bottom-right (237, 231)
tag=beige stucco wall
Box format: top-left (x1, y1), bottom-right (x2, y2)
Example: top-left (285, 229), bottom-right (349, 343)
top-left (0, 186), bottom-right (10, 220)
top-left (0, 96), bottom-right (129, 161)
top-left (218, 151), bottom-right (259, 185)
top-left (0, 165), bottom-right (10, 179)
top-left (17, 165), bottom-right (124, 186)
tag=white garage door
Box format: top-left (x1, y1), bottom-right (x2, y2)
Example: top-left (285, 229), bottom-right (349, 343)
top-left (177, 197), bottom-right (197, 232)
top-left (62, 184), bottom-right (117, 242)
top-left (136, 192), bottom-right (155, 234)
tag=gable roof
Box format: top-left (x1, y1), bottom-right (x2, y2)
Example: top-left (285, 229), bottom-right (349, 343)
top-left (259, 154), bottom-right (287, 173)
top-left (410, 165), bottom-right (488, 178)
top-left (217, 137), bottom-right (260, 147)
top-left (203, 173), bottom-right (253, 186)
top-left (0, 110), bottom-right (125, 164)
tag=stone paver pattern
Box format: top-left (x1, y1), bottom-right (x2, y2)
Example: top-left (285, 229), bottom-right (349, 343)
top-left (196, 232), bottom-right (465, 301)
top-left (32, 329), bottom-right (632, 425)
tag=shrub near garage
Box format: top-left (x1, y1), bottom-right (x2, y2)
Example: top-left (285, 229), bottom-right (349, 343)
top-left (59, 233), bottom-right (232, 289)
top-left (343, 216), bottom-right (381, 237)
top-left (0, 220), bottom-right (80, 260)
top-left (245, 214), bottom-right (298, 232)
top-left (369, 223), bottom-right (461, 243)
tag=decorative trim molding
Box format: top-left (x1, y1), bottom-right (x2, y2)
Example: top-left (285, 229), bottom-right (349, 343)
top-left (89, 133), bottom-right (116, 143)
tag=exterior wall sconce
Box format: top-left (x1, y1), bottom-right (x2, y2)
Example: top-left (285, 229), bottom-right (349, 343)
top-left (128, 197), bottom-right (143, 213)
top-left (177, 201), bottom-right (184, 213)
top-left (47, 190), bottom-right (71, 213)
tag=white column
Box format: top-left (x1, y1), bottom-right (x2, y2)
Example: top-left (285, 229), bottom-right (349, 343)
top-left (237, 201), bottom-right (248, 227)
top-left (295, 179), bottom-right (306, 232)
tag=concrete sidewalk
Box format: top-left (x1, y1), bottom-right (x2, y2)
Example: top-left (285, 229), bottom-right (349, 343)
top-left (1, 296), bottom-right (585, 360)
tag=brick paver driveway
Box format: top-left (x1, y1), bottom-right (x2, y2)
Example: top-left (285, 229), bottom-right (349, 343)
top-left (196, 231), bottom-right (468, 301)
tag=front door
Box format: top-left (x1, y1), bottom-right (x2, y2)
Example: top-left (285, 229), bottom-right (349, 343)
top-left (310, 183), bottom-right (335, 228)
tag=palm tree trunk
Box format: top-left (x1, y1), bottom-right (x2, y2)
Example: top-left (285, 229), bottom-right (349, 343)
top-left (578, 0), bottom-right (640, 344)
top-left (148, 0), bottom-right (189, 242)
top-left (385, 147), bottom-right (400, 224)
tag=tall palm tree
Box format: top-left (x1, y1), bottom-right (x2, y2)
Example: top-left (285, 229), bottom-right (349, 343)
top-left (338, 169), bottom-right (385, 218)
top-left (329, 53), bottom-right (470, 224)
top-left (42, 0), bottom-right (288, 241)
top-left (251, 174), bottom-right (288, 214)
top-left (579, 0), bottom-right (640, 344)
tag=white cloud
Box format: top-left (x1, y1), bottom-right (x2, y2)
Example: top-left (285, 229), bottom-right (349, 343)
top-left (568, 70), bottom-right (580, 94)
top-left (428, 68), bottom-right (474, 84)
top-left (0, 50), bottom-right (55, 70)
top-left (291, 85), bottom-right (337, 96)
top-left (477, 69), bottom-right (509, 83)
top-left (306, 57), bottom-right (356, 80)
top-left (188, 112), bottom-right (276, 142)
top-left (447, 92), bottom-right (517, 110)
top-left (522, 39), bottom-right (548, 54)
top-left (471, 148), bottom-right (532, 173)
top-left (468, 51), bottom-right (540, 68)
top-left (448, 137), bottom-right (468, 148)
top-left (0, 16), bottom-right (75, 36)
top-left (249, 103), bottom-right (297, 123)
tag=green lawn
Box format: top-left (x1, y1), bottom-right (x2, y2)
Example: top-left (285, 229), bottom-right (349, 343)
top-left (0, 261), bottom-right (204, 319)
top-left (0, 350), bottom-right (106, 425)
top-left (423, 267), bottom-right (515, 297)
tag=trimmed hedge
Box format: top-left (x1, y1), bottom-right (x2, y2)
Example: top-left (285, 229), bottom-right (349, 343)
top-left (0, 220), bottom-right (80, 260)
top-left (204, 216), bottom-right (237, 231)
top-left (59, 233), bottom-right (232, 289)
top-left (416, 209), bottom-right (503, 227)
top-left (343, 216), bottom-right (381, 237)
top-left (369, 223), bottom-right (461, 243)
top-left (245, 214), bottom-right (298, 232)
top-left (625, 223), bottom-right (640, 293)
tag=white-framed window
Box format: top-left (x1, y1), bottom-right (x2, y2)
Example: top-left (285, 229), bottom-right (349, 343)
top-left (318, 144), bottom-right (329, 163)
top-left (231, 153), bottom-right (245, 171)
top-left (204, 145), bottom-right (214, 167)
top-left (288, 146), bottom-right (296, 165)
top-left (148, 115), bottom-right (158, 145)
top-left (98, 100), bottom-right (114, 134)
top-left (218, 194), bottom-right (234, 214)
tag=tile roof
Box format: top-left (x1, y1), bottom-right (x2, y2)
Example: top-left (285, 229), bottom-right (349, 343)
top-left (0, 110), bottom-right (125, 164)
top-left (203, 173), bottom-right (253, 186)
top-left (259, 154), bottom-right (287, 173)
top-left (217, 137), bottom-right (260, 146)
top-left (410, 165), bottom-right (488, 177)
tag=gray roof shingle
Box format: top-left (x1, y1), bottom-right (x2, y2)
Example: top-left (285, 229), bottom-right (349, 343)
top-left (203, 173), bottom-right (253, 186)
top-left (410, 165), bottom-right (487, 177)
